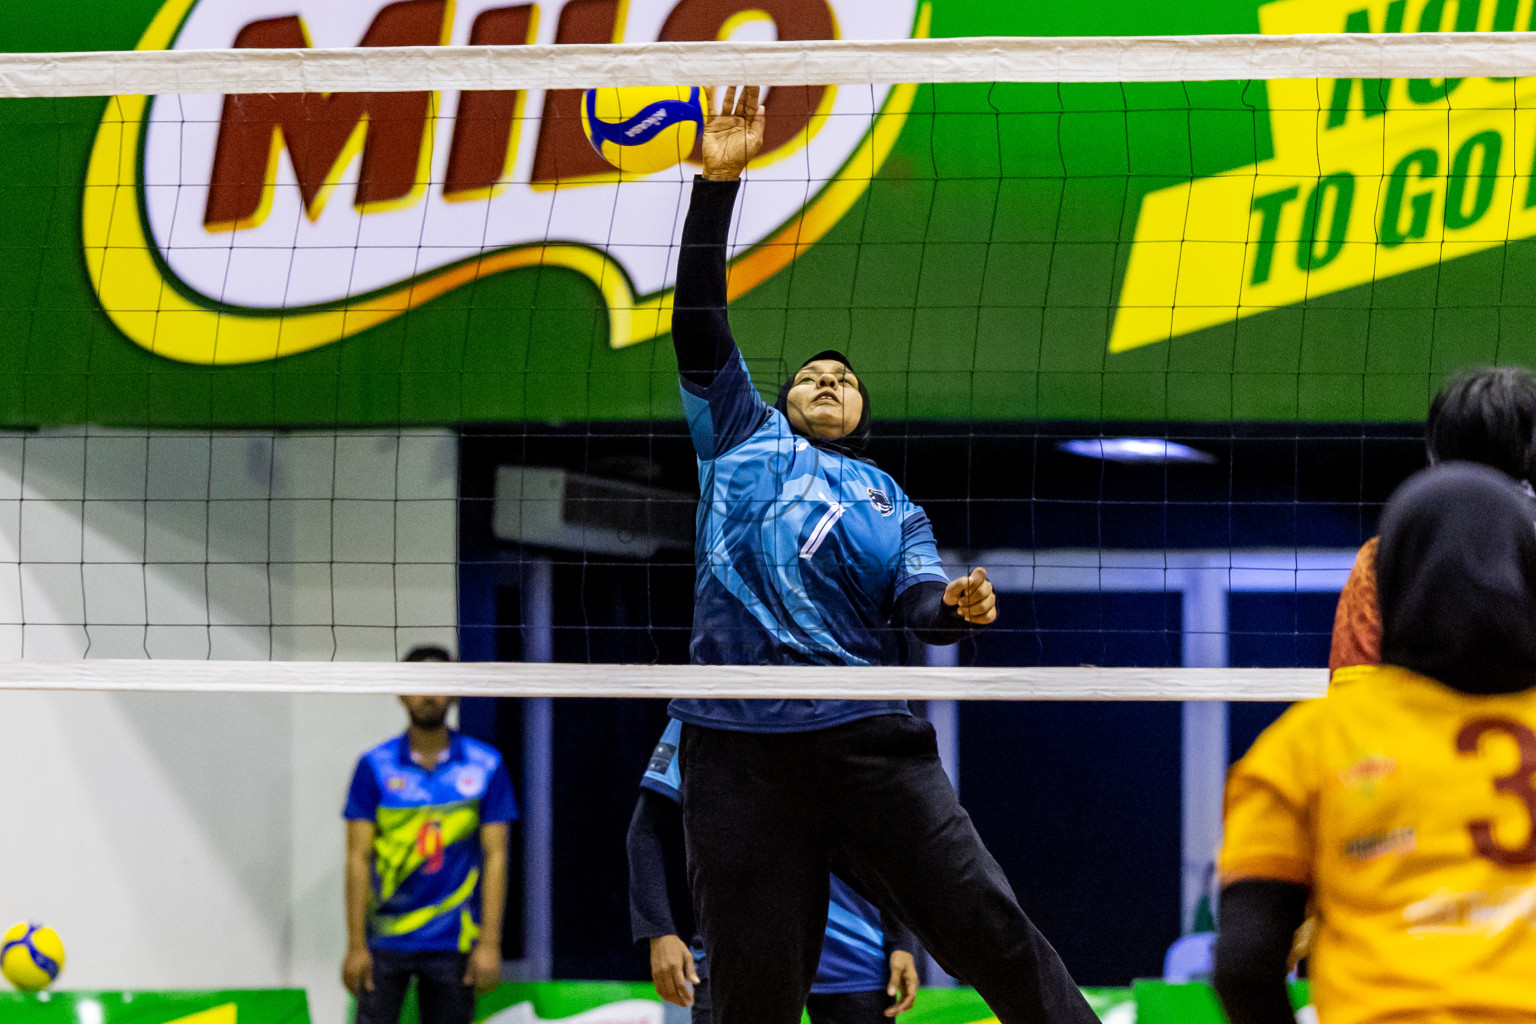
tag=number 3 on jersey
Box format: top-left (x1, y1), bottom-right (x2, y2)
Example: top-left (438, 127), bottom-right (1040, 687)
top-left (1456, 717), bottom-right (1536, 866)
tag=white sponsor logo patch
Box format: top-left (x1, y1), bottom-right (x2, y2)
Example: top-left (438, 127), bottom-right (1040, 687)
top-left (455, 766), bottom-right (485, 797)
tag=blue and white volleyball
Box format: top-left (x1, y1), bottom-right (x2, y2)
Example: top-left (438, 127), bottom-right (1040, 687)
top-left (582, 86), bottom-right (704, 175)
top-left (1, 922), bottom-right (64, 993)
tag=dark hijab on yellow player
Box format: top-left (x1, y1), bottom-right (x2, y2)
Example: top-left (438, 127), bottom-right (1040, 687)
top-left (1376, 460), bottom-right (1536, 695)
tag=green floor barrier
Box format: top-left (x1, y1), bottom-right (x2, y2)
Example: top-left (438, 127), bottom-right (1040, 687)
top-left (0, 990), bottom-right (311, 1024)
top-left (0, 979), bottom-right (1307, 1023)
top-left (465, 982), bottom-right (657, 1021)
top-left (406, 979), bottom-right (1302, 1023)
top-left (394, 982), bottom-right (1137, 1024)
top-left (1134, 980), bottom-right (1311, 1024)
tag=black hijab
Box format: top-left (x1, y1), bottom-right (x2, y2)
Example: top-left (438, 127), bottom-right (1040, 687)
top-left (774, 348), bottom-right (872, 459)
top-left (1378, 461), bottom-right (1536, 695)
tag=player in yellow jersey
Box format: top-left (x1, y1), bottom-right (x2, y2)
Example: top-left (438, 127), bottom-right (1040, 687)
top-left (1217, 461), bottom-right (1536, 1024)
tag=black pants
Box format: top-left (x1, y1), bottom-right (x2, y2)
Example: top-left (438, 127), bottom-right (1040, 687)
top-left (692, 978), bottom-right (893, 1024)
top-left (680, 714), bottom-right (1099, 1024)
top-left (356, 950), bottom-right (475, 1024)
top-left (805, 990), bottom-right (895, 1024)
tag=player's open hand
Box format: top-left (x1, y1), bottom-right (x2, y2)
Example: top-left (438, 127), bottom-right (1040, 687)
top-left (885, 950), bottom-right (918, 1016)
top-left (701, 86), bottom-right (766, 181)
top-left (464, 942), bottom-right (502, 995)
top-left (944, 568), bottom-right (996, 625)
top-left (650, 934), bottom-right (700, 1008)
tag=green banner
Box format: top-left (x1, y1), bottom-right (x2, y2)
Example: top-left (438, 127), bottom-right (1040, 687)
top-left (1134, 981), bottom-right (1311, 1024)
top-left (439, 980), bottom-right (1305, 1023)
top-left (406, 980), bottom-right (1309, 1023)
top-left (0, 982), bottom-right (1308, 1023)
top-left (398, 982), bottom-right (1138, 1024)
top-left (0, 0), bottom-right (1522, 428)
top-left (0, 989), bottom-right (311, 1024)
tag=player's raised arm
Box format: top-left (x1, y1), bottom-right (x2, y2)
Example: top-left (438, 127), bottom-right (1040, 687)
top-left (672, 87), bottom-right (771, 460)
top-left (672, 86), bottom-right (765, 389)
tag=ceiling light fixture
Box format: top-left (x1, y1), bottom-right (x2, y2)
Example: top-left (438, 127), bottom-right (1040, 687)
top-left (1058, 438), bottom-right (1217, 465)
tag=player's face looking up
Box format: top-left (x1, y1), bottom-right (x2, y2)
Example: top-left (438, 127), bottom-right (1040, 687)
top-left (784, 359), bottom-right (863, 440)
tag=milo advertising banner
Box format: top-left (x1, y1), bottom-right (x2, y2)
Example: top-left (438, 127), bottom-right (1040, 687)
top-left (0, 0), bottom-right (1529, 427)
top-left (0, 984), bottom-right (1149, 1024)
top-left (0, 982), bottom-right (1308, 1024)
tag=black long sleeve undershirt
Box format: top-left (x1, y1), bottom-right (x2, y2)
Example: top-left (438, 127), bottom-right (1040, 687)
top-left (881, 908), bottom-right (915, 959)
top-left (673, 177), bottom-right (742, 389)
top-left (626, 788), bottom-right (685, 943)
top-left (893, 580), bottom-right (974, 645)
top-left (1213, 879), bottom-right (1310, 1024)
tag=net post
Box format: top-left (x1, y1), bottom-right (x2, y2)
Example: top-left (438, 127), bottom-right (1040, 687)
top-left (920, 641), bottom-right (961, 988)
top-left (1179, 561), bottom-right (1230, 934)
top-left (520, 556), bottom-right (554, 981)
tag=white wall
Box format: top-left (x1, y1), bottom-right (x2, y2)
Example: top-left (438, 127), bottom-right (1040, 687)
top-left (0, 429), bottom-right (459, 1024)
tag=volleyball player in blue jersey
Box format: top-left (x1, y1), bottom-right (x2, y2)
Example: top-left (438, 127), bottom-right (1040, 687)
top-left (666, 86), bottom-right (1098, 1024)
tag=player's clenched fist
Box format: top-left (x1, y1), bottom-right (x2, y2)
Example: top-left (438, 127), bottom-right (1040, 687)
top-left (342, 947), bottom-right (373, 996)
top-left (943, 567), bottom-right (996, 624)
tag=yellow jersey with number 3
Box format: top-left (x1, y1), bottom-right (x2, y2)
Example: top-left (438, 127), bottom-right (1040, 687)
top-left (1222, 664), bottom-right (1536, 1024)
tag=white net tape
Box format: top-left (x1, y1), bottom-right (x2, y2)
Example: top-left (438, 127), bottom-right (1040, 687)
top-left (0, 33), bottom-right (1534, 96)
top-left (0, 661), bottom-right (1327, 699)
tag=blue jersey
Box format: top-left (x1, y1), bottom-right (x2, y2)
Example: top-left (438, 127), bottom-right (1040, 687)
top-left (668, 352), bottom-right (949, 733)
top-left (344, 732), bottom-right (518, 953)
top-left (643, 721), bottom-right (890, 993)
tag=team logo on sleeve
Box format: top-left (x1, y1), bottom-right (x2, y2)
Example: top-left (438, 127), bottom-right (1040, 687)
top-left (647, 742), bottom-right (676, 777)
top-left (867, 487), bottom-right (894, 516)
top-left (82, 0), bottom-right (926, 365)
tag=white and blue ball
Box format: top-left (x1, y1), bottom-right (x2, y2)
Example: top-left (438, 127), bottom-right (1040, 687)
top-left (582, 86), bottom-right (704, 175)
top-left (1, 922), bottom-right (64, 993)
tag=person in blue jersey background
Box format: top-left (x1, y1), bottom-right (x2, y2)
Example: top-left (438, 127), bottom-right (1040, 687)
top-left (666, 86), bottom-right (1100, 1024)
top-left (627, 720), bottom-right (920, 1023)
top-left (343, 646), bottom-right (517, 1024)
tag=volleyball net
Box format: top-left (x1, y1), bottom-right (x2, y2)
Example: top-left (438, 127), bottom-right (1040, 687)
top-left (0, 11), bottom-right (1522, 698)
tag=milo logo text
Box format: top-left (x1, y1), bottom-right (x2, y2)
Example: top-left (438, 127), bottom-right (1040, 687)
top-left (83, 0), bottom-right (926, 365)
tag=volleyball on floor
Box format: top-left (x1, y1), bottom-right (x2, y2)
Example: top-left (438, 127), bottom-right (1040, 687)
top-left (1, 923), bottom-right (64, 992)
top-left (582, 86), bottom-right (704, 175)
